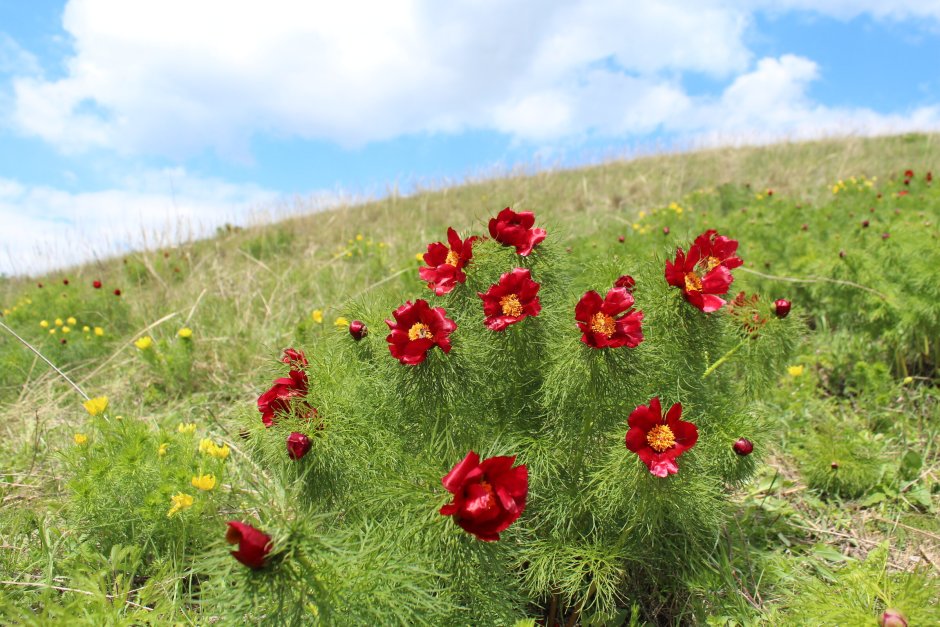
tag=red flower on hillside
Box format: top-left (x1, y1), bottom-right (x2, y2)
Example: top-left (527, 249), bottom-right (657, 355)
top-left (904, 169), bottom-right (914, 179)
top-left (92, 280), bottom-right (102, 289)
top-left (225, 521), bottom-right (273, 569)
top-left (478, 268), bottom-right (541, 331)
top-left (488, 207), bottom-right (546, 256)
top-left (281, 348), bottom-right (308, 368)
top-left (419, 227), bottom-right (479, 295)
top-left (385, 299), bottom-right (456, 365)
top-left (625, 397), bottom-right (698, 477)
top-left (257, 370), bottom-right (314, 427)
top-left (440, 451), bottom-right (528, 542)
top-left (575, 287), bottom-right (644, 349)
top-left (665, 230), bottom-right (742, 312)
top-left (286, 432), bottom-right (312, 460)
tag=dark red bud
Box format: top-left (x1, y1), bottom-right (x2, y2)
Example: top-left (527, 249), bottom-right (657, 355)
top-left (93, 280), bottom-right (102, 289)
top-left (163, 251), bottom-right (170, 258)
top-left (618, 235), bottom-right (625, 243)
top-left (862, 220), bottom-right (869, 228)
top-left (880, 609), bottom-right (908, 627)
top-left (801, 223), bottom-right (808, 231)
top-left (882, 232), bottom-right (890, 240)
top-left (903, 179), bottom-right (910, 186)
top-left (662, 226), bottom-right (670, 235)
top-left (63, 278), bottom-right (69, 285)
top-left (348, 320), bottom-right (368, 340)
top-left (927, 171), bottom-right (933, 182)
top-left (904, 169), bottom-right (914, 178)
top-left (614, 275), bottom-right (635, 292)
top-left (113, 289), bottom-right (122, 296)
top-left (733, 438), bottom-right (754, 456)
top-left (60, 339), bottom-right (67, 345)
top-left (831, 461), bottom-right (839, 469)
top-left (287, 432), bottom-right (312, 460)
top-left (774, 299), bottom-right (791, 318)
top-left (870, 207), bottom-right (875, 212)
top-left (839, 250), bottom-right (846, 258)
top-left (767, 190), bottom-right (773, 196)
top-left (37, 283), bottom-right (43, 288)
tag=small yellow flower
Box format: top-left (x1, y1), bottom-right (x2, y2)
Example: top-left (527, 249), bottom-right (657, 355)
top-left (334, 317), bottom-right (349, 327)
top-left (831, 185), bottom-right (840, 194)
top-left (311, 309), bottom-right (324, 324)
top-left (212, 444), bottom-right (230, 460)
top-left (177, 327), bottom-right (193, 339)
top-left (345, 251), bottom-right (352, 258)
top-left (40, 320), bottom-right (49, 328)
top-left (415, 253), bottom-right (424, 262)
top-left (787, 365), bottom-right (805, 377)
top-left (158, 442), bottom-right (169, 456)
top-left (378, 242), bottom-right (386, 248)
top-left (49, 328), bottom-right (56, 335)
top-left (83, 396), bottom-right (109, 416)
top-left (55, 318), bottom-right (63, 326)
top-left (631, 223), bottom-right (640, 230)
top-left (638, 211), bottom-right (646, 218)
top-left (178, 422), bottom-right (196, 435)
top-left (134, 336), bottom-right (153, 350)
top-left (62, 326), bottom-right (71, 334)
top-left (114, 415), bottom-right (124, 421)
top-left (83, 326), bottom-right (90, 333)
top-left (191, 474), bottom-right (217, 491)
top-left (902, 376), bottom-right (914, 385)
top-left (1, 309), bottom-right (9, 316)
top-left (94, 327), bottom-right (104, 337)
top-left (198, 438), bottom-right (213, 454)
top-left (67, 316), bottom-right (77, 326)
top-left (355, 233), bottom-right (364, 241)
top-left (167, 493), bottom-right (194, 517)
top-left (74, 433), bottom-right (88, 446)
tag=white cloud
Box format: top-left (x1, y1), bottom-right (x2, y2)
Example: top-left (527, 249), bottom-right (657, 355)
top-left (0, 33), bottom-right (41, 76)
top-left (0, 170), bottom-right (332, 276)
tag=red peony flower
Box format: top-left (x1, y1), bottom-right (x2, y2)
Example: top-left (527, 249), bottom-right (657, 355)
top-left (257, 370), bottom-right (313, 427)
top-left (419, 227), bottom-right (479, 295)
top-left (478, 268), bottom-right (541, 331)
top-left (625, 397), bottom-right (698, 477)
top-left (488, 207), bottom-right (546, 256)
top-left (614, 275), bottom-right (636, 292)
top-left (574, 287), bottom-right (644, 349)
top-left (286, 431), bottom-right (312, 460)
top-left (348, 320), bottom-right (368, 340)
top-left (664, 230), bottom-right (742, 312)
top-left (904, 169), bottom-right (914, 179)
top-left (440, 451), bottom-right (528, 542)
top-left (281, 348), bottom-right (308, 367)
top-left (92, 280), bottom-right (102, 289)
top-left (225, 521), bottom-right (273, 569)
top-left (385, 299), bottom-right (457, 365)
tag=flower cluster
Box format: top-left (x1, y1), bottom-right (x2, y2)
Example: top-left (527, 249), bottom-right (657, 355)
top-left (665, 229), bottom-right (743, 312)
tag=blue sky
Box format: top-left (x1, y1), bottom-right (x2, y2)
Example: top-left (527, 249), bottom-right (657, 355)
top-left (1, 1), bottom-right (939, 275)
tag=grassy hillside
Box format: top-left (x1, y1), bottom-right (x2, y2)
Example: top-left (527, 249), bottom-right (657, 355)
top-left (0, 132), bottom-right (938, 624)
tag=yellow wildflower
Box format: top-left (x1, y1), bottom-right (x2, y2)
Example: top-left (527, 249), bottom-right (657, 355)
top-left (94, 327), bottom-right (104, 337)
top-left (134, 336), bottom-right (153, 350)
top-left (167, 493), bottom-right (194, 517)
top-left (83, 326), bottom-right (90, 333)
top-left (415, 253), bottom-right (424, 262)
top-left (787, 365), bottom-right (805, 377)
top-left (191, 474), bottom-right (217, 491)
top-left (177, 327), bottom-right (193, 339)
top-left (355, 233), bottom-right (364, 241)
top-left (67, 316), bottom-right (77, 325)
top-left (311, 309), bottom-right (324, 324)
top-left (902, 376), bottom-right (914, 385)
top-left (40, 320), bottom-right (49, 328)
top-left (49, 328), bottom-right (56, 335)
top-left (334, 317), bottom-right (349, 328)
top-left (55, 318), bottom-right (63, 326)
top-left (62, 326), bottom-right (71, 334)
top-left (74, 433), bottom-right (88, 445)
top-left (178, 422), bottom-right (196, 435)
top-left (378, 242), bottom-right (386, 248)
top-left (83, 396), bottom-right (109, 416)
top-left (1, 309), bottom-right (9, 316)
top-left (831, 185), bottom-right (840, 194)
top-left (211, 444), bottom-right (230, 460)
top-left (158, 442), bottom-right (169, 456)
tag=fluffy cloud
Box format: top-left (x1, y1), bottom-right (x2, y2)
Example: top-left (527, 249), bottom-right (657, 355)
top-left (0, 170), bottom-right (303, 275)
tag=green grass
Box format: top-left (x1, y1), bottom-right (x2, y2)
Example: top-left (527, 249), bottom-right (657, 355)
top-left (0, 133), bottom-right (938, 624)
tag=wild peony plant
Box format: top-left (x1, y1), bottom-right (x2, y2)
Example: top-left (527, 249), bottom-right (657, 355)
top-left (210, 209), bottom-right (800, 625)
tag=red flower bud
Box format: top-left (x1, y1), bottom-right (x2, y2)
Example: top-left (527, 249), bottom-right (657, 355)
top-left (662, 226), bottom-right (670, 235)
top-left (882, 232), bottom-right (890, 240)
top-left (614, 275), bottom-right (636, 292)
top-left (774, 299), bottom-right (791, 318)
top-left (281, 348), bottom-right (308, 367)
top-left (440, 451), bottom-right (528, 541)
top-left (904, 169), bottom-right (914, 178)
top-left (60, 339), bottom-right (67, 345)
top-left (113, 289), bottom-right (122, 296)
top-left (767, 189), bottom-right (773, 196)
top-left (37, 283), bottom-right (43, 288)
top-left (839, 250), bottom-right (846, 258)
top-left (63, 278), bottom-right (69, 285)
top-left (286, 432), bottom-right (312, 460)
top-left (801, 223), bottom-right (808, 231)
top-left (618, 235), bottom-right (625, 243)
top-left (93, 280), bottom-right (102, 289)
top-left (733, 438), bottom-right (754, 456)
top-left (880, 609), bottom-right (908, 627)
top-left (927, 171), bottom-right (933, 183)
top-left (225, 521), bottom-right (273, 569)
top-left (903, 179), bottom-right (910, 186)
top-left (831, 461), bottom-right (839, 469)
top-left (349, 320), bottom-right (368, 340)
top-left (862, 220), bottom-right (869, 228)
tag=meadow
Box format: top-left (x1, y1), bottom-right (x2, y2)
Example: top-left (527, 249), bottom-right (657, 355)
top-left (0, 133), bottom-right (938, 625)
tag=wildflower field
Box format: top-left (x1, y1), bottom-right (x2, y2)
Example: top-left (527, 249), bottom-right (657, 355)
top-left (0, 134), bottom-right (939, 625)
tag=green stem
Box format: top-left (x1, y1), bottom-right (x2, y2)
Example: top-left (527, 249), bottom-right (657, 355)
top-left (702, 339), bottom-right (747, 379)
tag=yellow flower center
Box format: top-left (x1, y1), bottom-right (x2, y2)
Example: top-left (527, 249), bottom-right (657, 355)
top-left (590, 312), bottom-right (616, 337)
top-left (408, 322), bottom-right (432, 341)
top-left (445, 250), bottom-right (460, 267)
top-left (684, 272), bottom-right (702, 293)
top-left (500, 294), bottom-right (523, 317)
top-left (646, 424), bottom-right (676, 452)
top-left (703, 256), bottom-right (721, 271)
